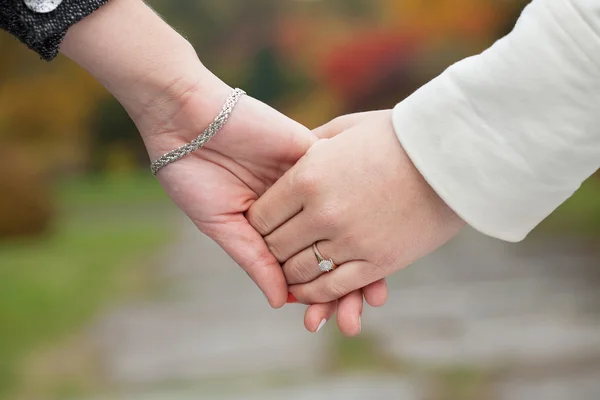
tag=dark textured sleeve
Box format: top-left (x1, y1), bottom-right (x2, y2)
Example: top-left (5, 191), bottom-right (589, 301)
top-left (0, 0), bottom-right (110, 61)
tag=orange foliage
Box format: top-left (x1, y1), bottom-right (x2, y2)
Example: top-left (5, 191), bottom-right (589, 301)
top-left (0, 38), bottom-right (106, 171)
top-left (381, 0), bottom-right (510, 42)
top-left (0, 33), bottom-right (107, 236)
top-left (0, 144), bottom-right (53, 238)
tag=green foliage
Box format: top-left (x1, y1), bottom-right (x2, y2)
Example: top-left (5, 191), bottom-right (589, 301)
top-left (243, 46), bottom-right (288, 104)
top-left (537, 178), bottom-right (600, 236)
top-left (89, 98), bottom-right (148, 173)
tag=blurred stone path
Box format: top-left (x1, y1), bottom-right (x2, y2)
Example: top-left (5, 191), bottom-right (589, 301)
top-left (92, 214), bottom-right (328, 383)
top-left (367, 230), bottom-right (600, 399)
top-left (87, 215), bottom-right (600, 399)
top-left (88, 214), bottom-right (420, 399)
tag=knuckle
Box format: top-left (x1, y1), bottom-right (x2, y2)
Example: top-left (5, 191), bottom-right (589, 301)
top-left (285, 261), bottom-right (313, 284)
top-left (294, 170), bottom-right (319, 195)
top-left (247, 208), bottom-right (270, 236)
top-left (316, 204), bottom-right (343, 230)
top-left (374, 249), bottom-right (401, 271)
top-left (325, 281), bottom-right (350, 300)
top-left (265, 238), bottom-right (285, 263)
top-left (361, 260), bottom-right (389, 282)
top-left (338, 232), bottom-right (358, 249)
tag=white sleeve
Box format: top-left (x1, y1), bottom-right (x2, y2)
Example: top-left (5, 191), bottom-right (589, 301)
top-left (392, 0), bottom-right (600, 242)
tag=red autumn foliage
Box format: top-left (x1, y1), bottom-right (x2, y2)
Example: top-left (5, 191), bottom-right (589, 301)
top-left (320, 30), bottom-right (421, 100)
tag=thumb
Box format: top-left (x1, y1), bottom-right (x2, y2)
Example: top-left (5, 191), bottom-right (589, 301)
top-left (208, 218), bottom-right (288, 309)
top-left (313, 111), bottom-right (389, 139)
top-left (312, 115), bottom-right (356, 140)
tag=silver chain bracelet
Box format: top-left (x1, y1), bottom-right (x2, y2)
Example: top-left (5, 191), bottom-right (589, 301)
top-left (150, 88), bottom-right (246, 176)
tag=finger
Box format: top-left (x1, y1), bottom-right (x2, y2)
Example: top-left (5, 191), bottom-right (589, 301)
top-left (363, 279), bottom-right (388, 308)
top-left (336, 290), bottom-right (364, 337)
top-left (313, 111), bottom-right (389, 139)
top-left (209, 218), bottom-right (288, 308)
top-left (246, 170), bottom-right (303, 236)
top-left (290, 260), bottom-right (384, 304)
top-left (282, 241), bottom-right (349, 285)
top-left (304, 302), bottom-right (337, 333)
top-left (264, 211), bottom-right (328, 263)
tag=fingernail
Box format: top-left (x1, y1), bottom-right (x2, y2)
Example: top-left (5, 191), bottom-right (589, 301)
top-left (316, 318), bottom-right (327, 333)
top-left (286, 293), bottom-right (298, 303)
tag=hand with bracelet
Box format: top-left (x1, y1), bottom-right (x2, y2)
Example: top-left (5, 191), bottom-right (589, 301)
top-left (0, 0), bottom-right (388, 333)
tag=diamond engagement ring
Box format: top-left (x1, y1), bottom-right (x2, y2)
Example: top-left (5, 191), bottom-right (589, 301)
top-left (313, 243), bottom-right (337, 272)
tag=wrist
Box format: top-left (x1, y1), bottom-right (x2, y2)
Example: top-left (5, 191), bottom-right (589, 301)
top-left (135, 71), bottom-right (233, 159)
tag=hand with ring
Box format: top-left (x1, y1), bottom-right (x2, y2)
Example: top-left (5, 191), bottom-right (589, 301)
top-left (247, 110), bottom-right (465, 335)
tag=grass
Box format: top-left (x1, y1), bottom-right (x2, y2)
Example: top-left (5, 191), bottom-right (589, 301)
top-left (0, 173), bottom-right (172, 399)
top-left (57, 172), bottom-right (169, 207)
top-left (429, 366), bottom-right (494, 400)
top-left (329, 332), bottom-right (406, 373)
top-left (329, 333), bottom-right (495, 400)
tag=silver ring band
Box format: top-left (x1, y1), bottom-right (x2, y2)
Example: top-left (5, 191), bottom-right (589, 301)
top-left (313, 243), bottom-right (337, 272)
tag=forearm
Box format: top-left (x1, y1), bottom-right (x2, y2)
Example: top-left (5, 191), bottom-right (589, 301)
top-left (392, 0), bottom-right (600, 241)
top-left (60, 0), bottom-right (228, 140)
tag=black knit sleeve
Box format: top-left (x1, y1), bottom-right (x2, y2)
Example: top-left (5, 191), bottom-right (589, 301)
top-left (0, 0), bottom-right (109, 61)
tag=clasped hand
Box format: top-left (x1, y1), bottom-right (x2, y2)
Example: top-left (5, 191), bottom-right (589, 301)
top-left (143, 83), bottom-right (463, 337)
top-left (247, 110), bottom-right (464, 335)
top-left (59, 0), bottom-right (464, 337)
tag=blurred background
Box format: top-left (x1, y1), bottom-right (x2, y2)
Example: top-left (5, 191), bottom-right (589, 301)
top-left (1, 0), bottom-right (599, 399)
